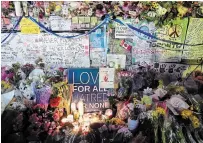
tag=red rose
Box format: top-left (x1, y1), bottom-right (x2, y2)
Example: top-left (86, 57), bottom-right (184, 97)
top-left (50, 97), bottom-right (61, 108)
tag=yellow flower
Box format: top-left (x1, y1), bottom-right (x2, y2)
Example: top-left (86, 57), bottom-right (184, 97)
top-left (152, 111), bottom-right (158, 119)
top-left (109, 118), bottom-right (125, 125)
top-left (1, 81), bottom-right (11, 89)
top-left (156, 107), bottom-right (165, 115)
top-left (190, 115), bottom-right (200, 128)
top-left (181, 109), bottom-right (192, 119)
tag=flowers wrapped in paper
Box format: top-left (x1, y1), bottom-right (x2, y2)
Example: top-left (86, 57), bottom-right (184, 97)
top-left (51, 82), bottom-right (73, 114)
top-left (33, 82), bottom-right (52, 108)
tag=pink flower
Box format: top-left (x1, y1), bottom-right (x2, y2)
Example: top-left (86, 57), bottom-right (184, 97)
top-left (52, 113), bottom-right (60, 121)
top-left (44, 121), bottom-right (51, 131)
top-left (59, 67), bottom-right (64, 72)
top-left (1, 1), bottom-right (9, 9)
top-left (29, 113), bottom-right (39, 123)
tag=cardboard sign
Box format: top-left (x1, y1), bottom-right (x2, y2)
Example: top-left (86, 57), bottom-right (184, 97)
top-left (68, 68), bottom-right (109, 112)
top-left (20, 17), bottom-right (40, 34)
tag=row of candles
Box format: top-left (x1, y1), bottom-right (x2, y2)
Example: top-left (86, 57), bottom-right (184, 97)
top-left (61, 100), bottom-right (113, 133)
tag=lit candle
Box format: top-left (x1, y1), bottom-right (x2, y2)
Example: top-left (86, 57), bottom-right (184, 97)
top-left (72, 122), bottom-right (79, 132)
top-left (71, 103), bottom-right (76, 112)
top-left (77, 100), bottom-right (84, 116)
top-left (79, 116), bottom-right (83, 124)
top-left (83, 114), bottom-right (89, 122)
top-left (105, 109), bottom-right (113, 119)
top-left (73, 110), bottom-right (80, 120)
top-left (61, 118), bottom-right (69, 124)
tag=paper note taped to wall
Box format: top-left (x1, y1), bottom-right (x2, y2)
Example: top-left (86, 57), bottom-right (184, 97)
top-left (99, 68), bottom-right (115, 88)
top-left (107, 54), bottom-right (126, 69)
top-left (20, 18), bottom-right (40, 34)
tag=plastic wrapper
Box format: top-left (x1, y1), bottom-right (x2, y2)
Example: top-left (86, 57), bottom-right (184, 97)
top-left (184, 76), bottom-right (199, 94)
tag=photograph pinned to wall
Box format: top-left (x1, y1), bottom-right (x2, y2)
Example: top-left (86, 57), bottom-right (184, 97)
top-left (99, 68), bottom-right (115, 89)
top-left (107, 54), bottom-right (126, 69)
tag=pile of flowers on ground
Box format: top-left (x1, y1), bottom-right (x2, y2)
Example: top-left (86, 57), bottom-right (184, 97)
top-left (1, 58), bottom-right (203, 143)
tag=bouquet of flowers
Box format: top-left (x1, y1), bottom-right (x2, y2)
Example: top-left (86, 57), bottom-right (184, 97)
top-left (26, 104), bottom-right (64, 141)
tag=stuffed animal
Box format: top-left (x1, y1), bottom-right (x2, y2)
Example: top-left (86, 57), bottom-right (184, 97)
top-left (18, 80), bottom-right (35, 100)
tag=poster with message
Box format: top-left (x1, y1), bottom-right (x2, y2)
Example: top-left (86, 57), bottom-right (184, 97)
top-left (131, 21), bottom-right (156, 65)
top-left (89, 27), bottom-right (107, 67)
top-left (1, 33), bottom-right (90, 68)
top-left (182, 18), bottom-right (203, 63)
top-left (153, 18), bottom-right (188, 62)
top-left (90, 27), bottom-right (106, 48)
top-left (115, 18), bottom-right (134, 39)
top-left (99, 68), bottom-right (115, 88)
top-left (68, 68), bottom-right (109, 112)
top-left (108, 31), bottom-right (132, 66)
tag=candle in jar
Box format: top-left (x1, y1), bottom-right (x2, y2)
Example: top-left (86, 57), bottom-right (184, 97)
top-left (72, 122), bottom-right (79, 132)
top-left (77, 100), bottom-right (84, 116)
top-left (105, 109), bottom-right (113, 119)
top-left (73, 110), bottom-right (80, 120)
top-left (61, 118), bottom-right (69, 123)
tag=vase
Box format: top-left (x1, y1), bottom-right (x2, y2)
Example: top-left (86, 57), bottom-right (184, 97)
top-left (128, 118), bottom-right (139, 131)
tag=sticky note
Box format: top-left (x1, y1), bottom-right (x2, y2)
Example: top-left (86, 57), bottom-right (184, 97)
top-left (20, 18), bottom-right (40, 34)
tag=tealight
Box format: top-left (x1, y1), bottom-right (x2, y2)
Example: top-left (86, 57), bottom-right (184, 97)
top-left (105, 109), bottom-right (113, 119)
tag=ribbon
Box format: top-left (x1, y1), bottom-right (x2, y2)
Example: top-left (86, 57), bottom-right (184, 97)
top-left (28, 15), bottom-right (109, 39)
top-left (114, 18), bottom-right (203, 47)
top-left (1, 15), bottom-right (110, 43)
top-left (1, 16), bottom-right (23, 44)
top-left (1, 14), bottom-right (203, 47)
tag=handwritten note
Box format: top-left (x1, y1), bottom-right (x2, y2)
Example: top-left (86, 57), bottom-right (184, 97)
top-left (107, 54), bottom-right (126, 69)
top-left (90, 48), bottom-right (106, 67)
top-left (49, 16), bottom-right (71, 31)
top-left (132, 21), bottom-right (156, 64)
top-left (99, 68), bottom-right (115, 88)
top-left (1, 33), bottom-right (90, 68)
top-left (182, 18), bottom-right (203, 61)
top-left (20, 18), bottom-right (40, 34)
